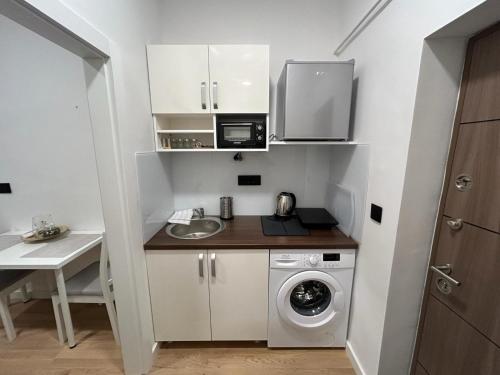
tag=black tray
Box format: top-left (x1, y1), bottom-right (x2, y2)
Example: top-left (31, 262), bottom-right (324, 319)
top-left (261, 216), bottom-right (310, 236)
top-left (295, 208), bottom-right (338, 229)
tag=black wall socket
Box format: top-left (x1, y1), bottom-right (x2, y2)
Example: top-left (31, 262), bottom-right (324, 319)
top-left (238, 175), bottom-right (261, 186)
top-left (370, 203), bottom-right (383, 223)
top-left (0, 183), bottom-right (12, 194)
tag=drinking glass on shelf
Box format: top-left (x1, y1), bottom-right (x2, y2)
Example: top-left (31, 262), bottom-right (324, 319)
top-left (191, 138), bottom-right (201, 148)
top-left (32, 214), bottom-right (55, 234)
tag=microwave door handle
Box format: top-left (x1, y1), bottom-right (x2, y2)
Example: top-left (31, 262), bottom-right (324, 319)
top-left (213, 81), bottom-right (218, 110)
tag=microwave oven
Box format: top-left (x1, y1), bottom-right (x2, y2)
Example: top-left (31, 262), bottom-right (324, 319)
top-left (216, 114), bottom-right (267, 149)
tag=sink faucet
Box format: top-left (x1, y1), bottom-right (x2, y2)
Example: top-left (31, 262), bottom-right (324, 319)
top-left (193, 208), bottom-right (205, 218)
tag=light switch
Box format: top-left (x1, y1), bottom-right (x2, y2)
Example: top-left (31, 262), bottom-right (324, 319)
top-left (370, 203), bottom-right (382, 224)
top-left (0, 183), bottom-right (12, 194)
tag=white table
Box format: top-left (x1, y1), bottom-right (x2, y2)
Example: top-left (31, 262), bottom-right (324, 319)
top-left (0, 231), bottom-right (103, 347)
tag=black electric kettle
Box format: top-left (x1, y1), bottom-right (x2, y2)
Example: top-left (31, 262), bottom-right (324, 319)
top-left (275, 192), bottom-right (296, 217)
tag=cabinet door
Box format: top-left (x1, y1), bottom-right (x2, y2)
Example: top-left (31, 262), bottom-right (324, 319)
top-left (146, 250), bottom-right (211, 341)
top-left (443, 121), bottom-right (500, 233)
top-left (208, 249), bottom-right (269, 340)
top-left (209, 45), bottom-right (269, 113)
top-left (147, 45), bottom-right (210, 114)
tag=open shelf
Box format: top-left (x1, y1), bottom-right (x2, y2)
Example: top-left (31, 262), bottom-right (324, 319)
top-left (157, 129), bottom-right (214, 134)
top-left (156, 131), bottom-right (215, 151)
top-left (154, 114), bottom-right (214, 132)
top-left (157, 148), bottom-right (215, 152)
top-left (269, 140), bottom-right (362, 146)
top-left (154, 114), bottom-right (216, 151)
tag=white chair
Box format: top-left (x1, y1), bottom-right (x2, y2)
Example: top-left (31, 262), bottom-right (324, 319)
top-left (0, 270), bottom-right (34, 341)
top-left (51, 237), bottom-right (120, 346)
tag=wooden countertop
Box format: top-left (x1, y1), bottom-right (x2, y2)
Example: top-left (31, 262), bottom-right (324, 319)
top-left (144, 216), bottom-right (358, 250)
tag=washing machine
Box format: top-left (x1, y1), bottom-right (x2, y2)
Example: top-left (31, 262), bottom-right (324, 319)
top-left (268, 249), bottom-right (355, 347)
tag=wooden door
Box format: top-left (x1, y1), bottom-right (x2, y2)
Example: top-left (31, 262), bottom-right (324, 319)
top-left (412, 23), bottom-right (500, 375)
top-left (430, 220), bottom-right (500, 346)
top-left (461, 28), bottom-right (500, 123)
top-left (146, 250), bottom-right (211, 341)
top-left (146, 45), bottom-right (211, 114)
top-left (443, 122), bottom-right (500, 233)
top-left (208, 45), bottom-right (270, 114)
top-left (208, 249), bottom-right (269, 340)
top-left (418, 297), bottom-right (500, 375)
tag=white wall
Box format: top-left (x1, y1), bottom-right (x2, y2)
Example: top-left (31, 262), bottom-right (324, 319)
top-left (329, 145), bottom-right (370, 242)
top-left (0, 14), bottom-right (103, 232)
top-left (333, 1), bottom-right (487, 374)
top-left (136, 152), bottom-right (174, 243)
top-left (158, 0), bottom-right (341, 134)
top-left (171, 146), bottom-right (332, 215)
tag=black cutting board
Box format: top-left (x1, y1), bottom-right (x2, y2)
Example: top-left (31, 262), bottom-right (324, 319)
top-left (261, 216), bottom-right (310, 236)
top-left (295, 208), bottom-right (338, 229)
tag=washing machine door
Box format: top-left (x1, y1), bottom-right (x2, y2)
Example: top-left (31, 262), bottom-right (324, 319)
top-left (277, 270), bottom-right (345, 328)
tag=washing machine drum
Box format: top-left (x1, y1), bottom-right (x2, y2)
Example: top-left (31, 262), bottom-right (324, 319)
top-left (277, 270), bottom-right (345, 328)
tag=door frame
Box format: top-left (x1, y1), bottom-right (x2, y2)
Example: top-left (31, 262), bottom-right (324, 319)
top-left (0, 1), bottom-right (152, 374)
top-left (410, 21), bottom-right (500, 374)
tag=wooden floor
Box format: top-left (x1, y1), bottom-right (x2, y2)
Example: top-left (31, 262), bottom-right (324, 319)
top-left (0, 300), bottom-right (354, 375)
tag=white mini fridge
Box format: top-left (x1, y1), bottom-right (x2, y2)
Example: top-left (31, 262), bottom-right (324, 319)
top-left (276, 60), bottom-right (354, 140)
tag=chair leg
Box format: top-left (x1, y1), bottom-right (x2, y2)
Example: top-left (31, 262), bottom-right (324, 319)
top-left (21, 285), bottom-right (31, 303)
top-left (104, 299), bottom-right (120, 345)
top-left (0, 295), bottom-right (16, 342)
top-left (51, 296), bottom-right (66, 345)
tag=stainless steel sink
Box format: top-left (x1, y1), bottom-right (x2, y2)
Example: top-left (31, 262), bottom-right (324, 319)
top-left (166, 217), bottom-right (225, 240)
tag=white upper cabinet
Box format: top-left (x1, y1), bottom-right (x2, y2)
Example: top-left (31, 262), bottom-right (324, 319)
top-left (147, 45), bottom-right (210, 114)
top-left (209, 45), bottom-right (269, 114)
top-left (146, 44), bottom-right (269, 115)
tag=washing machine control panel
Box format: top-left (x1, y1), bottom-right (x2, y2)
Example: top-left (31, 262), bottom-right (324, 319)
top-left (270, 250), bottom-right (355, 269)
top-left (304, 253), bottom-right (341, 268)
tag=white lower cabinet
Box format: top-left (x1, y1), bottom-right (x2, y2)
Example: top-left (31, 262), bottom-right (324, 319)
top-left (209, 249), bottom-right (269, 340)
top-left (146, 250), bottom-right (211, 341)
top-left (146, 249), bottom-right (269, 341)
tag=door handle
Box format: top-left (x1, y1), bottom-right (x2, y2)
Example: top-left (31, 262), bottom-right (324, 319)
top-left (455, 174), bottom-right (472, 191)
top-left (201, 82), bottom-right (207, 110)
top-left (446, 218), bottom-right (463, 231)
top-left (198, 253), bottom-right (204, 277)
top-left (430, 264), bottom-right (461, 287)
top-left (212, 81), bottom-right (218, 110)
top-left (211, 253), bottom-right (216, 277)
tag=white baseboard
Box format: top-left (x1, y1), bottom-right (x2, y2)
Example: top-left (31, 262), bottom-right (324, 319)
top-left (346, 341), bottom-right (366, 375)
top-left (151, 341), bottom-right (160, 365)
top-left (152, 341), bottom-right (159, 355)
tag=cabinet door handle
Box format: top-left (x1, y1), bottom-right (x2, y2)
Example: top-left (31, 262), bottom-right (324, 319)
top-left (212, 81), bottom-right (218, 110)
top-left (430, 264), bottom-right (461, 287)
top-left (446, 218), bottom-right (463, 231)
top-left (200, 82), bottom-right (207, 110)
top-left (198, 253), bottom-right (204, 277)
top-left (211, 253), bottom-right (216, 277)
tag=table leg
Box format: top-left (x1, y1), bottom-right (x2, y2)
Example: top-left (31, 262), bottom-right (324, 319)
top-left (54, 268), bottom-right (76, 348)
